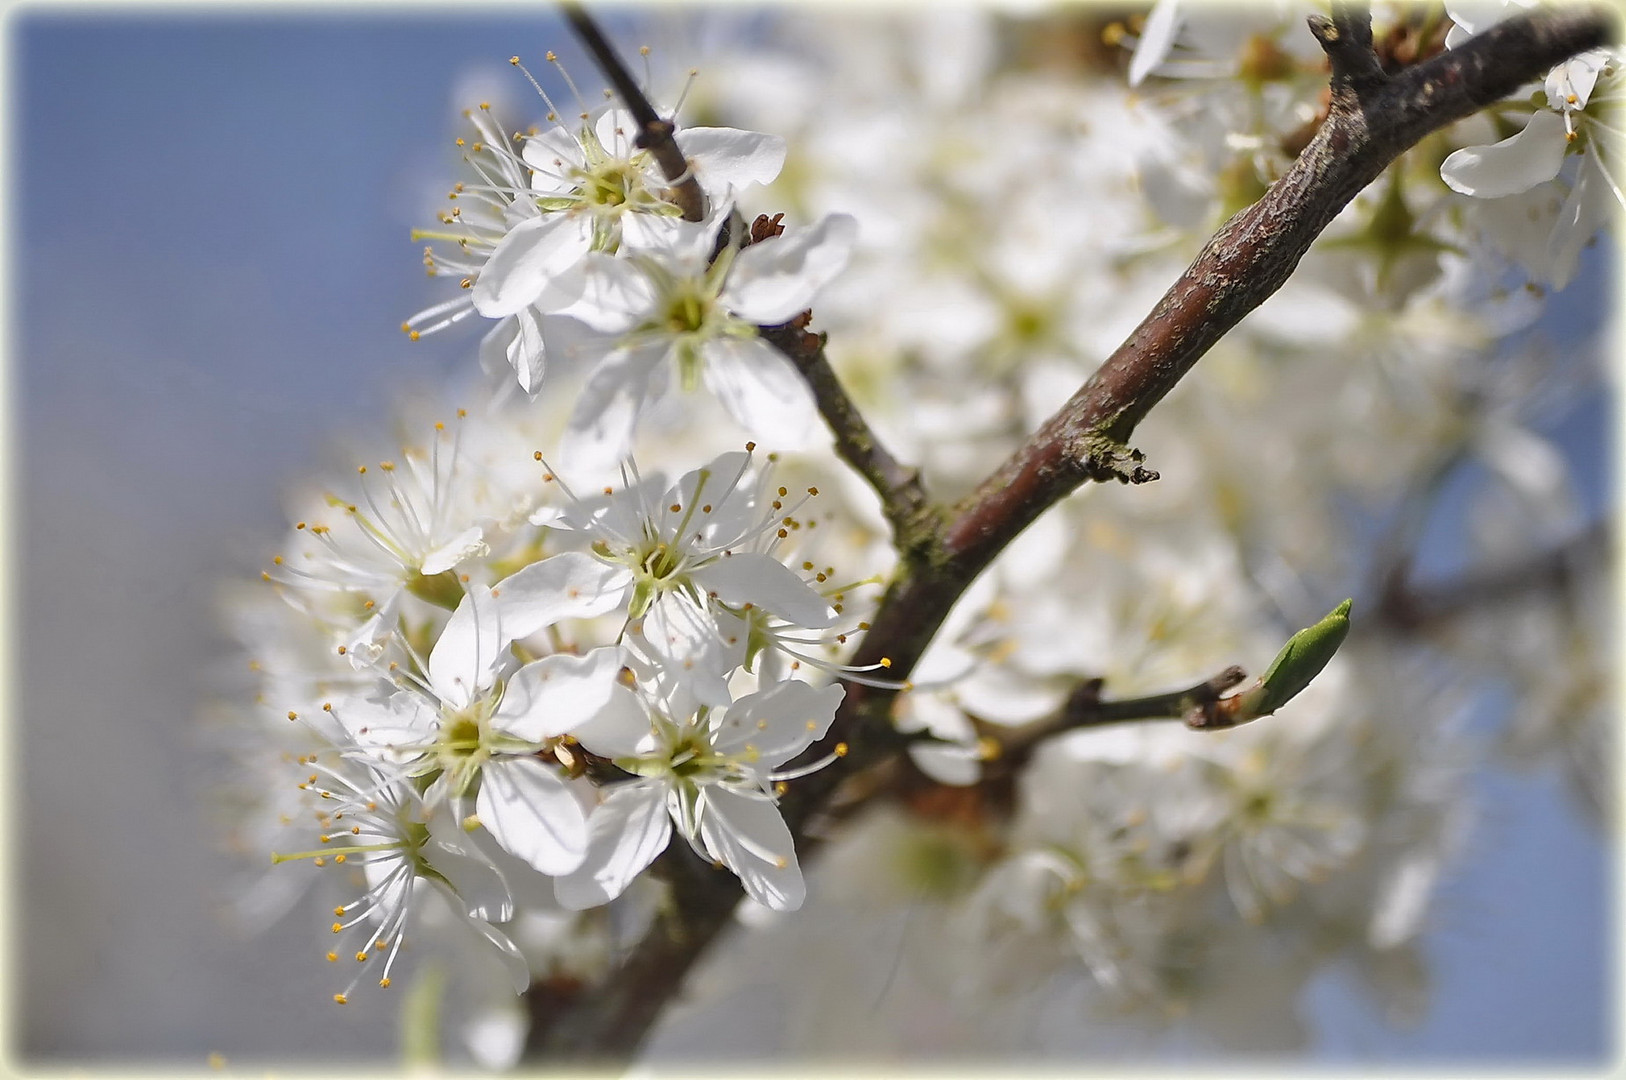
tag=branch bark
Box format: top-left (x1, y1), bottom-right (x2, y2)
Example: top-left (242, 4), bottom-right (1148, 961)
top-left (525, 4), bottom-right (1613, 1063)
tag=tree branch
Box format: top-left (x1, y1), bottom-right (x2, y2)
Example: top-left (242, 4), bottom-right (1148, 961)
top-left (523, 6), bottom-right (1613, 1063)
top-left (759, 316), bottom-right (937, 554)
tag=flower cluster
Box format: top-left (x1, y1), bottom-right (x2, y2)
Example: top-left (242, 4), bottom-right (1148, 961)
top-left (212, 7), bottom-right (1610, 1063)
top-left (404, 62), bottom-right (854, 468)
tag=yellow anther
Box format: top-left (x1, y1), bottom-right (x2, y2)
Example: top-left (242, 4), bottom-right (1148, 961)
top-left (510, 55), bottom-right (520, 64)
top-left (312, 857), bottom-right (325, 867)
top-left (326, 951), bottom-right (338, 962)
top-left (545, 51), bottom-right (557, 61)
top-left (834, 742), bottom-right (849, 757)
top-left (333, 994), bottom-right (348, 1005)
top-left (334, 854), bottom-right (347, 864)
top-left (331, 922), bottom-right (343, 934)
top-left (976, 736), bottom-right (1001, 761)
top-left (379, 977), bottom-right (392, 988)
top-left (288, 711), bottom-right (298, 721)
top-left (879, 657), bottom-right (892, 668)
top-left (399, 321), bottom-right (411, 333)
top-left (355, 951), bottom-right (368, 962)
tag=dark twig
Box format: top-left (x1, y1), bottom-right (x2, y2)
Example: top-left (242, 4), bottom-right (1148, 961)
top-left (759, 318), bottom-right (937, 553)
top-left (1377, 518), bottom-right (1610, 631)
top-left (562, 3), bottom-right (707, 222)
top-left (972, 666), bottom-right (1249, 777)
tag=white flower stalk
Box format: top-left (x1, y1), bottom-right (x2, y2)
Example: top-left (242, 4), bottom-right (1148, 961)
top-left (556, 677), bottom-right (846, 912)
top-left (541, 213), bottom-right (857, 469)
top-left (270, 759), bottom-right (527, 1003)
top-left (405, 58), bottom-right (786, 395)
top-left (332, 586), bottom-right (632, 876)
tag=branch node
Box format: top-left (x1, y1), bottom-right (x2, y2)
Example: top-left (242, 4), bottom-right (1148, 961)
top-left (1076, 432), bottom-right (1159, 485)
top-left (1309, 5), bottom-right (1388, 94)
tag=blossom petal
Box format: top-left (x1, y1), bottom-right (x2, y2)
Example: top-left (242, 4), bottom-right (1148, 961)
top-left (421, 525), bottom-right (488, 576)
top-left (476, 757), bottom-right (589, 875)
top-left (721, 213), bottom-right (857, 325)
top-left (568, 683), bottom-right (655, 758)
top-left (472, 214), bottom-right (585, 318)
top-left (1129, 0), bottom-right (1182, 86)
top-left (1440, 109), bottom-right (1567, 198)
top-left (562, 343), bottom-right (671, 473)
top-left (712, 679), bottom-right (844, 768)
top-left (676, 127), bottom-right (787, 192)
top-left (554, 782), bottom-right (671, 910)
top-left (696, 787), bottom-right (805, 911)
top-left (493, 552), bottom-right (632, 640)
top-left (428, 586), bottom-right (502, 708)
top-left (699, 336), bottom-right (820, 449)
top-left (691, 551), bottom-right (837, 628)
top-left (493, 646), bottom-right (628, 742)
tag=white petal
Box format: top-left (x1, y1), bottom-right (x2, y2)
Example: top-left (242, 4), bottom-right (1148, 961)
top-left (562, 344), bottom-right (671, 473)
top-left (699, 336), bottom-right (819, 448)
top-left (476, 757), bottom-right (589, 875)
top-left (1129, 0), bottom-right (1182, 86)
top-left (721, 213), bottom-right (857, 325)
top-left (691, 552), bottom-right (836, 628)
top-left (472, 214), bottom-right (585, 318)
top-left (554, 782), bottom-right (671, 910)
top-left (523, 126), bottom-right (587, 190)
top-left (505, 306), bottom-right (549, 395)
top-left (428, 586), bottom-right (502, 708)
top-left (568, 683), bottom-right (654, 758)
top-left (494, 646), bottom-right (628, 742)
top-left (335, 690), bottom-right (436, 764)
top-left (1440, 109), bottom-right (1567, 198)
top-left (493, 552), bottom-right (632, 640)
top-left (420, 525), bottom-right (487, 576)
top-left (712, 679), bottom-right (845, 768)
top-left (426, 805), bottom-right (514, 922)
top-left (696, 787), bottom-right (805, 912)
top-left (1544, 160), bottom-right (1612, 289)
top-left (676, 127), bottom-right (787, 192)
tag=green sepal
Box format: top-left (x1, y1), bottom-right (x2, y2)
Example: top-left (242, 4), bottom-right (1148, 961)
top-left (1252, 599), bottom-right (1352, 716)
top-left (406, 569), bottom-right (466, 611)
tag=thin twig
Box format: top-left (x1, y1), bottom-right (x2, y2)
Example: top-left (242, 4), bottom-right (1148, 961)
top-left (759, 318), bottom-right (937, 553)
top-left (562, 3), bottom-right (707, 222)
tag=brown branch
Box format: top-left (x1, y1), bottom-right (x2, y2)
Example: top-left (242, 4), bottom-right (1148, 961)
top-left (521, 6), bottom-right (1613, 1064)
top-left (562, 3), bottom-right (707, 222)
top-left (759, 317), bottom-right (937, 554)
top-left (971, 665), bottom-right (1249, 778)
top-left (1377, 518), bottom-right (1610, 631)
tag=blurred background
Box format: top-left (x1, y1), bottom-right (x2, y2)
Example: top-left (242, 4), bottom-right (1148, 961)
top-left (8, 5), bottom-right (1614, 1069)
